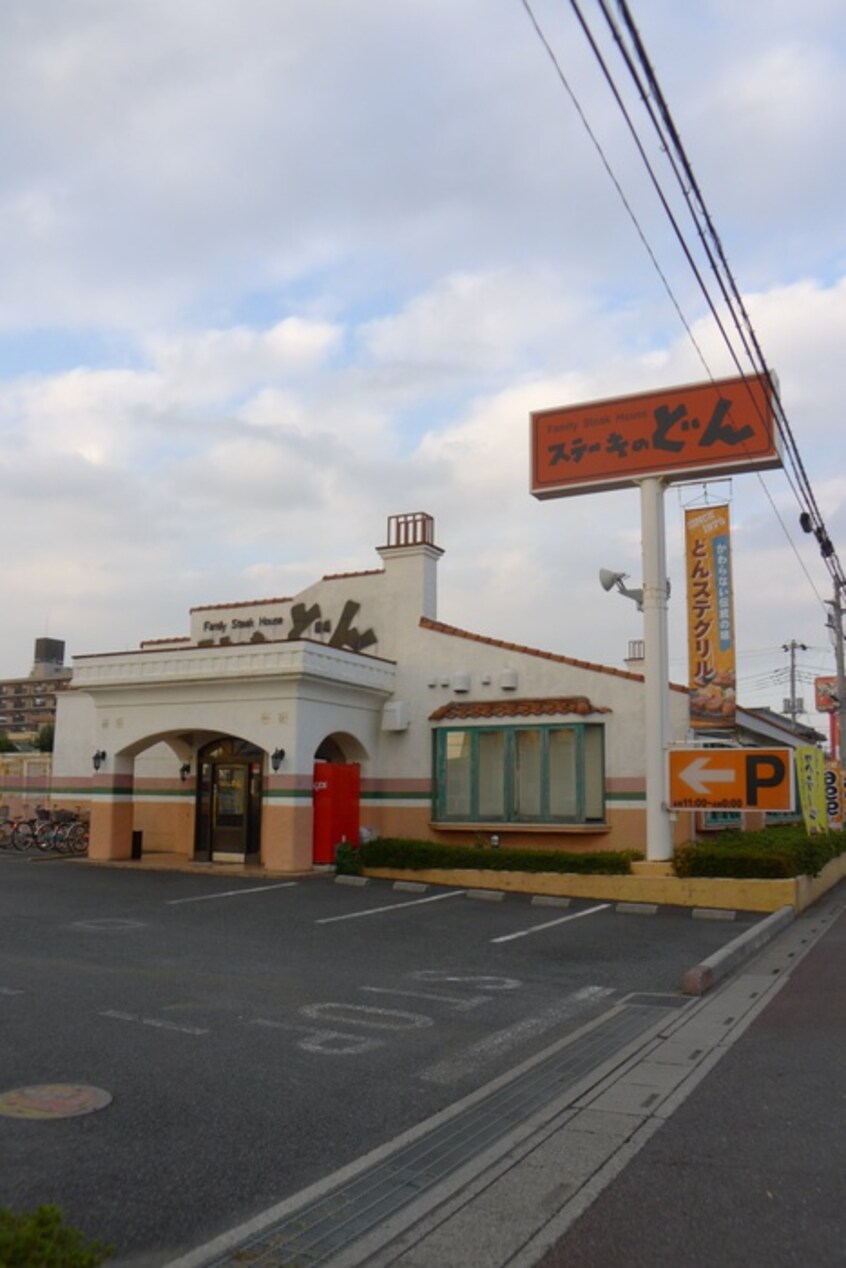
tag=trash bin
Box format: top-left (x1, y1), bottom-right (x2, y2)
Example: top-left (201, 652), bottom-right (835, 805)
top-left (131, 830), bottom-right (143, 860)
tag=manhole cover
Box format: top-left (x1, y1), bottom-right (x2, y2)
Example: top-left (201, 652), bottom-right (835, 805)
top-left (0, 1084), bottom-right (112, 1119)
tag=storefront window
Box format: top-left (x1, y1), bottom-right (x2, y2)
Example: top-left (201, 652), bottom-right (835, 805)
top-left (548, 729), bottom-right (577, 818)
top-left (433, 724), bottom-right (604, 825)
top-left (514, 730), bottom-right (542, 819)
top-left (444, 730), bottom-right (472, 818)
top-left (478, 730), bottom-right (506, 818)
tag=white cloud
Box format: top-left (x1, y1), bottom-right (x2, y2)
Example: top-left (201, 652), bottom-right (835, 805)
top-left (0, 0), bottom-right (844, 736)
top-left (144, 318), bottom-right (343, 403)
top-left (360, 272), bottom-right (590, 377)
top-left (0, 369), bottom-right (161, 465)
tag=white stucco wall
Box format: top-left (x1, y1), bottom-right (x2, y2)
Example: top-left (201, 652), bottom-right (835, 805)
top-left (53, 525), bottom-right (685, 820)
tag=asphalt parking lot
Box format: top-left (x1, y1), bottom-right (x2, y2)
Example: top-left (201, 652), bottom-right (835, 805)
top-left (0, 854), bottom-right (766, 1265)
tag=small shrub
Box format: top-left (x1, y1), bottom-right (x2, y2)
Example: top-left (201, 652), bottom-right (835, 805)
top-left (674, 825), bottom-right (846, 879)
top-left (334, 841), bottom-right (362, 875)
top-left (359, 837), bottom-right (639, 875)
top-left (0, 1205), bottom-right (114, 1267)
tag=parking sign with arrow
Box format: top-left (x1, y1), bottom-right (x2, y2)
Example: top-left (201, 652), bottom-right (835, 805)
top-left (668, 748), bottom-right (794, 811)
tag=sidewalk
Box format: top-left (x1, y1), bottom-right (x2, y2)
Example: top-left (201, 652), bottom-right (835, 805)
top-left (535, 879), bottom-right (846, 1268)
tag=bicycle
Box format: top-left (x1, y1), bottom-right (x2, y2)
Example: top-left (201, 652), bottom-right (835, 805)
top-left (10, 815), bottom-right (45, 851)
top-left (55, 816), bottom-right (89, 856)
top-left (12, 809), bottom-right (88, 855)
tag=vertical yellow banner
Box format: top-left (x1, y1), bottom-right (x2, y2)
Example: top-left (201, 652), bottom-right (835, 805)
top-left (824, 760), bottom-right (843, 831)
top-left (686, 505), bottom-right (736, 730)
top-left (796, 746), bottom-right (828, 835)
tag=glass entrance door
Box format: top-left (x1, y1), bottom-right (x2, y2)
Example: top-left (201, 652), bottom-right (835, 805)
top-left (195, 739), bottom-right (263, 863)
top-left (212, 764), bottom-right (248, 860)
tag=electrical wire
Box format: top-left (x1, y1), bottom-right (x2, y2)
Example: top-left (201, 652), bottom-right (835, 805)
top-left (516, 0), bottom-right (709, 372)
top-left (605, 0), bottom-right (842, 593)
top-left (518, 0), bottom-right (839, 613)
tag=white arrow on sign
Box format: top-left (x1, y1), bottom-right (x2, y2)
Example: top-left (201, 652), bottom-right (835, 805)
top-left (678, 756), bottom-right (737, 795)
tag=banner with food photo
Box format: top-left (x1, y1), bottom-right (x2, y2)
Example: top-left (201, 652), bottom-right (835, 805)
top-left (686, 505), bottom-right (736, 729)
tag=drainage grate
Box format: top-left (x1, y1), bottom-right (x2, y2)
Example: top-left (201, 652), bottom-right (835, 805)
top-left (624, 992), bottom-right (689, 1009)
top-left (205, 1000), bottom-right (682, 1266)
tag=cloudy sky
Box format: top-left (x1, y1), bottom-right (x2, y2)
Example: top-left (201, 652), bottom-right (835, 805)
top-left (3, 0), bottom-right (845, 732)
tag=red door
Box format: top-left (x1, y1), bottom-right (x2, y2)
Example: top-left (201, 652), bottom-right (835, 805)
top-left (312, 762), bottom-right (360, 864)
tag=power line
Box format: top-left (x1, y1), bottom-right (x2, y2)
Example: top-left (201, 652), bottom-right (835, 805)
top-left (518, 0), bottom-right (838, 613)
top-left (515, 0), bottom-right (709, 373)
top-left (603, 0), bottom-right (842, 593)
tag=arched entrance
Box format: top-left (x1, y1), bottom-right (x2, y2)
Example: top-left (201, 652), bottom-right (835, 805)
top-left (194, 737), bottom-right (263, 864)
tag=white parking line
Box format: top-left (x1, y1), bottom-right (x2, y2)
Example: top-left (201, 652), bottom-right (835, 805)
top-left (360, 986), bottom-right (490, 1011)
top-left (491, 902), bottom-right (611, 943)
top-left (100, 1009), bottom-right (209, 1035)
top-left (166, 883), bottom-right (298, 905)
top-left (316, 889), bottom-right (466, 924)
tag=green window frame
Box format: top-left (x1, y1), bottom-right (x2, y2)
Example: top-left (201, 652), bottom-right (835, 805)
top-left (433, 723), bottom-right (605, 825)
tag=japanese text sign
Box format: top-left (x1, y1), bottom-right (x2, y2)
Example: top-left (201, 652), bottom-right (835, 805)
top-left (795, 745), bottom-right (827, 835)
top-left (530, 372), bottom-right (780, 498)
top-left (668, 748), bottom-right (793, 812)
top-left (686, 505), bottom-right (736, 731)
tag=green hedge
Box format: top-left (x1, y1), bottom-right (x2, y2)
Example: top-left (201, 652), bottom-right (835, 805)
top-left (674, 826), bottom-right (846, 879)
top-left (354, 837), bottom-right (639, 875)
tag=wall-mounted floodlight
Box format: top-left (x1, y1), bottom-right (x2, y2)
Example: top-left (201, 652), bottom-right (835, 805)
top-left (271, 748), bottom-right (285, 772)
top-left (92, 749), bottom-right (107, 771)
top-left (599, 568), bottom-right (644, 611)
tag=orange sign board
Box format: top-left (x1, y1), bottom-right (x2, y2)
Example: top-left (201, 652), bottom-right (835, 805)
top-left (668, 748), bottom-right (794, 811)
top-left (814, 676), bottom-right (838, 713)
top-left (686, 505), bottom-right (736, 731)
top-left (530, 372), bottom-right (780, 499)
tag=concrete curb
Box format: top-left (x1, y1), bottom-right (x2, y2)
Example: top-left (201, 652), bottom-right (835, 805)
top-left (681, 903), bottom-right (795, 995)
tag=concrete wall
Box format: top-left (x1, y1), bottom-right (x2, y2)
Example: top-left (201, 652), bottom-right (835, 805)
top-left (0, 753), bottom-right (53, 817)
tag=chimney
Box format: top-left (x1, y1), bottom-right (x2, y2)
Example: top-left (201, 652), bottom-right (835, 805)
top-left (625, 638), bottom-right (645, 673)
top-left (377, 513), bottom-right (443, 621)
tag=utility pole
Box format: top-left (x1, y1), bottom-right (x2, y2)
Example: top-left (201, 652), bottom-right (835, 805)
top-left (639, 476), bottom-right (673, 863)
top-left (782, 639), bottom-right (808, 725)
top-left (828, 583), bottom-right (846, 762)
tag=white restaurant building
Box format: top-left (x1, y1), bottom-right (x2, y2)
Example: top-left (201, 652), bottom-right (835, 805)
top-left (51, 511), bottom-right (794, 870)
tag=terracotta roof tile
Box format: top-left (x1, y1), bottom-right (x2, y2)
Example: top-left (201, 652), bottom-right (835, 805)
top-left (429, 697), bottom-right (610, 721)
top-left (190, 596), bottom-right (292, 613)
top-left (321, 568), bottom-right (384, 581)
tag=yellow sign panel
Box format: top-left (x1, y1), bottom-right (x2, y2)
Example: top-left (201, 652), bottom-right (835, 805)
top-left (795, 746), bottom-right (827, 835)
top-left (668, 748), bottom-right (794, 811)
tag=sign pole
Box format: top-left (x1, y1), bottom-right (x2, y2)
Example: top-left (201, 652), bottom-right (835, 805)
top-left (640, 475), bottom-right (674, 861)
